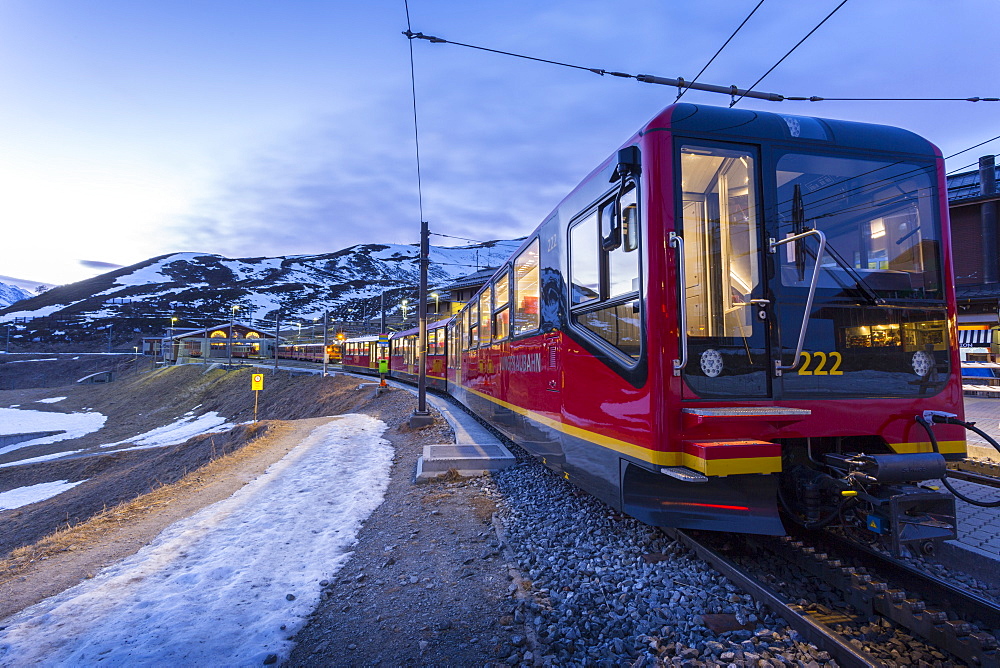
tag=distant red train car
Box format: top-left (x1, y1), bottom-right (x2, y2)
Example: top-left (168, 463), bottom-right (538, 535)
top-left (390, 319), bottom-right (449, 391)
top-left (277, 342), bottom-right (340, 364)
top-left (341, 335), bottom-right (381, 374)
top-left (444, 103), bottom-right (965, 556)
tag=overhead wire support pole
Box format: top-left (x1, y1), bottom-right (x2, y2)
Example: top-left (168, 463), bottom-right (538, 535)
top-left (322, 309), bottom-right (329, 377)
top-left (404, 1), bottom-right (432, 427)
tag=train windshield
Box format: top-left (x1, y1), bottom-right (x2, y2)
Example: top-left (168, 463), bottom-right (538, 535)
top-left (775, 153), bottom-right (942, 301)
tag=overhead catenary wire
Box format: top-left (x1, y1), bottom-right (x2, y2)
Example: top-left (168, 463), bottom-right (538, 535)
top-left (430, 231), bottom-right (492, 244)
top-left (404, 29), bottom-right (997, 104)
top-left (403, 2), bottom-right (426, 226)
top-left (730, 0), bottom-right (850, 108)
top-left (676, 0), bottom-right (766, 102)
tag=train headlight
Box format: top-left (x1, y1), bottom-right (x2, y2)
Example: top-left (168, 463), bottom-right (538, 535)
top-left (911, 350), bottom-right (934, 377)
top-left (700, 349), bottom-right (723, 377)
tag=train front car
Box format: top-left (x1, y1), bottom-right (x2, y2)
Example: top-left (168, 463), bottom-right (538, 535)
top-left (628, 104), bottom-right (964, 556)
top-left (448, 102), bottom-right (963, 557)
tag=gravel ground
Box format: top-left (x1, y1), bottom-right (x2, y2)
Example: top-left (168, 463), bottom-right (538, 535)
top-left (290, 394), bottom-right (850, 667)
top-left (485, 462), bottom-right (840, 667)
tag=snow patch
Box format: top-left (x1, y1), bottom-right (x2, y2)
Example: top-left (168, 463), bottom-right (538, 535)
top-left (35, 397), bottom-right (67, 404)
top-left (0, 414), bottom-right (393, 665)
top-left (0, 408), bottom-right (107, 454)
top-left (0, 479), bottom-right (88, 511)
top-left (100, 412), bottom-right (235, 451)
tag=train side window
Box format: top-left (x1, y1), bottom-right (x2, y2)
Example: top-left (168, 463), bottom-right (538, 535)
top-left (493, 270), bottom-right (510, 341)
top-left (513, 239), bottom-right (541, 335)
top-left (469, 303), bottom-right (479, 348)
top-left (569, 182), bottom-right (643, 361)
top-left (680, 144), bottom-right (758, 338)
top-left (478, 287), bottom-right (492, 346)
top-left (570, 213), bottom-right (600, 304)
top-left (609, 185), bottom-right (640, 298)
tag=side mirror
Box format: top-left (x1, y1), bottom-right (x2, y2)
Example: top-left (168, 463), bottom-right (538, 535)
top-left (611, 146), bottom-right (641, 182)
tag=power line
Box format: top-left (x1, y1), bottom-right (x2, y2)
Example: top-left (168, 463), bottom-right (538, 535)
top-left (676, 0), bottom-right (766, 102)
top-left (404, 29), bottom-right (997, 104)
top-left (430, 231), bottom-right (491, 244)
top-left (947, 133), bottom-right (1000, 160)
top-left (730, 0), bottom-right (850, 108)
top-left (403, 1), bottom-right (426, 225)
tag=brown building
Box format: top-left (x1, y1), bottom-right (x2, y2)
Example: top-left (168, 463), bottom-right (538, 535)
top-left (949, 155), bottom-right (1000, 360)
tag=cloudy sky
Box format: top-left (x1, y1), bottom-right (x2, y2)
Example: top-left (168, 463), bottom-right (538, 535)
top-left (1, 1), bottom-right (998, 287)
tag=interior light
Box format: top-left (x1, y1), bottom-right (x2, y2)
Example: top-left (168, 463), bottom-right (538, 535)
top-left (870, 219), bottom-right (886, 239)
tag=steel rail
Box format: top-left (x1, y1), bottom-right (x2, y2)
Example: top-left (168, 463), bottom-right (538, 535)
top-left (773, 533), bottom-right (1000, 666)
top-left (949, 459), bottom-right (1000, 489)
top-left (665, 529), bottom-right (880, 668)
top-left (806, 530), bottom-right (1000, 628)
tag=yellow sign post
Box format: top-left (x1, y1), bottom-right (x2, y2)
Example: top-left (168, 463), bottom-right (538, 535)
top-left (251, 373), bottom-right (264, 422)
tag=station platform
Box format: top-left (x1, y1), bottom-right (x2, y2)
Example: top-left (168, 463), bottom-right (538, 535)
top-left (335, 371), bottom-right (516, 481)
top-left (933, 397), bottom-right (1000, 586)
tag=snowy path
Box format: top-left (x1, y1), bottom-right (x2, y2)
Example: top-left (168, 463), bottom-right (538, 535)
top-left (0, 414), bottom-right (393, 666)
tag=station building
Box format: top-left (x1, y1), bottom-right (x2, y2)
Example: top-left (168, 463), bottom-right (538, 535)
top-left (159, 322), bottom-right (278, 364)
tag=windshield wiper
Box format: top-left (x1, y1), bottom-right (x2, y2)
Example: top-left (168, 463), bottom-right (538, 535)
top-left (822, 243), bottom-right (885, 306)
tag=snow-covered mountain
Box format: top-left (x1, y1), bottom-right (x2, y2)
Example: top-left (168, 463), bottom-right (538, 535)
top-left (0, 280), bottom-right (33, 309)
top-left (0, 239), bottom-right (524, 327)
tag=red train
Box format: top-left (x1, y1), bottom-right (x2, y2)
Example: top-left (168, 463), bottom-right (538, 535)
top-left (341, 334), bottom-right (381, 374)
top-left (276, 342), bottom-right (341, 364)
top-left (390, 319), bottom-right (449, 390)
top-left (346, 103), bottom-right (967, 555)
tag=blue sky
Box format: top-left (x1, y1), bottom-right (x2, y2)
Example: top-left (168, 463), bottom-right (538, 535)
top-left (1, 0), bottom-right (998, 286)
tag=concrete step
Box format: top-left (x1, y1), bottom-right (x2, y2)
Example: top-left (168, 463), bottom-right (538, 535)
top-left (415, 443), bottom-right (515, 481)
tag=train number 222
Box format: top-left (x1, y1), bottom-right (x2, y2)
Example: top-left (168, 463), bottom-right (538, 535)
top-left (797, 351), bottom-right (844, 375)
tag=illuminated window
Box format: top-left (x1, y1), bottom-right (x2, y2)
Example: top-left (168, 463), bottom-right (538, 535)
top-left (513, 240), bottom-right (540, 335)
top-left (478, 287), bottom-right (491, 346)
top-left (493, 271), bottom-right (510, 341)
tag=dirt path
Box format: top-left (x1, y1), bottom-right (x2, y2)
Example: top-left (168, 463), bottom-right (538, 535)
top-left (0, 417), bottom-right (333, 621)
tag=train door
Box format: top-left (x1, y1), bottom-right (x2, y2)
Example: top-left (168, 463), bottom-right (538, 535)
top-left (676, 142), bottom-right (771, 399)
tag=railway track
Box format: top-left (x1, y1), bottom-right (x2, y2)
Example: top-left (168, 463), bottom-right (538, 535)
top-left (681, 527), bottom-right (1000, 666)
top-left (950, 458), bottom-right (1000, 489)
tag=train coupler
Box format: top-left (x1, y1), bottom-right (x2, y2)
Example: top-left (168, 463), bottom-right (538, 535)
top-left (859, 488), bottom-right (956, 556)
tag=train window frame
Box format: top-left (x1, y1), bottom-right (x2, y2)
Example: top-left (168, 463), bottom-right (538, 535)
top-left (468, 302), bottom-right (479, 349)
top-left (772, 148), bottom-right (944, 303)
top-left (678, 141), bottom-right (762, 340)
top-left (478, 287), bottom-right (492, 347)
top-left (492, 270), bottom-right (511, 342)
top-left (567, 179), bottom-right (644, 365)
top-left (512, 238), bottom-right (541, 337)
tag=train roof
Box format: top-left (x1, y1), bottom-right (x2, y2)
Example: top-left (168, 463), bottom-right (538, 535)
top-left (647, 103), bottom-right (939, 157)
top-left (342, 334), bottom-right (381, 344)
top-left (392, 317), bottom-right (453, 338)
